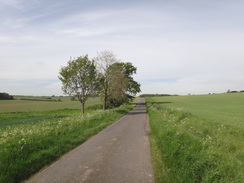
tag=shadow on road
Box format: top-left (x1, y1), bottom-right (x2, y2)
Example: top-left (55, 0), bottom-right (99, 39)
top-left (136, 102), bottom-right (146, 105)
top-left (117, 101), bottom-right (171, 116)
top-left (146, 102), bottom-right (172, 105)
top-left (127, 111), bottom-right (147, 115)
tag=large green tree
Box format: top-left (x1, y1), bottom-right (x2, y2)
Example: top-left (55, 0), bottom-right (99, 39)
top-left (95, 50), bottom-right (141, 109)
top-left (119, 62), bottom-right (141, 96)
top-left (58, 55), bottom-right (97, 115)
top-left (107, 62), bottom-right (141, 107)
top-left (106, 63), bottom-right (128, 108)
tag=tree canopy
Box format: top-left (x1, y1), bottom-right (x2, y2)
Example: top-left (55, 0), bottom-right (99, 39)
top-left (95, 51), bottom-right (141, 109)
top-left (58, 51), bottom-right (141, 114)
top-left (58, 55), bottom-right (98, 114)
top-left (106, 62), bottom-right (141, 108)
top-left (95, 50), bottom-right (118, 110)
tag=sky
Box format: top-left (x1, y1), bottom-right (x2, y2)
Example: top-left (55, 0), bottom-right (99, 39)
top-left (1, 0), bottom-right (244, 96)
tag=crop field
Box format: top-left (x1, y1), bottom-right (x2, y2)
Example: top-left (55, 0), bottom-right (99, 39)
top-left (0, 96), bottom-right (134, 182)
top-left (146, 93), bottom-right (244, 183)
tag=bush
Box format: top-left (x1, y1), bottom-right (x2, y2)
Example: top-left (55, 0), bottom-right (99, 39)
top-left (0, 92), bottom-right (14, 100)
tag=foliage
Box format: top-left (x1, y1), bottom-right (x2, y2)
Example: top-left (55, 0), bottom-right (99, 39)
top-left (58, 51), bottom-right (140, 111)
top-left (119, 62), bottom-right (141, 95)
top-left (95, 50), bottom-right (118, 110)
top-left (146, 94), bottom-right (244, 182)
top-left (106, 62), bottom-right (128, 108)
top-left (95, 51), bottom-right (141, 109)
top-left (107, 62), bottom-right (141, 108)
top-left (0, 92), bottom-right (13, 100)
top-left (58, 55), bottom-right (98, 114)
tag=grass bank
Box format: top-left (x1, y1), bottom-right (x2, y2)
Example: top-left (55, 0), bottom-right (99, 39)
top-left (0, 104), bottom-right (134, 183)
top-left (146, 94), bottom-right (244, 183)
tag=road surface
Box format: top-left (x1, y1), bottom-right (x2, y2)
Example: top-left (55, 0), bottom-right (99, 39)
top-left (26, 98), bottom-right (154, 183)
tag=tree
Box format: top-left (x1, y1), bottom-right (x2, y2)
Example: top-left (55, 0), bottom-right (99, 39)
top-left (119, 62), bottom-right (141, 96)
top-left (106, 63), bottom-right (128, 108)
top-left (58, 55), bottom-right (98, 115)
top-left (107, 62), bottom-right (141, 107)
top-left (95, 51), bottom-right (141, 109)
top-left (95, 50), bottom-right (118, 110)
top-left (95, 52), bottom-right (141, 109)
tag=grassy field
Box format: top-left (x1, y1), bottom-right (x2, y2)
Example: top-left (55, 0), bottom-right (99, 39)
top-left (146, 93), bottom-right (244, 183)
top-left (0, 96), bottom-right (101, 113)
top-left (0, 96), bottom-right (135, 182)
top-left (0, 96), bottom-right (101, 130)
top-left (158, 93), bottom-right (244, 127)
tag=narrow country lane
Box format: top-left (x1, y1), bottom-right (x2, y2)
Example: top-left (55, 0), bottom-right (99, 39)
top-left (26, 98), bottom-right (154, 183)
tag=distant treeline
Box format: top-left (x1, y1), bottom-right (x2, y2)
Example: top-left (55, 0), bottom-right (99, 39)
top-left (20, 98), bottom-right (62, 102)
top-left (227, 90), bottom-right (244, 93)
top-left (139, 94), bottom-right (179, 97)
top-left (0, 92), bottom-right (14, 100)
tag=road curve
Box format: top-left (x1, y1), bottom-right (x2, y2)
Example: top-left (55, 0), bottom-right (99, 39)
top-left (26, 98), bottom-right (154, 183)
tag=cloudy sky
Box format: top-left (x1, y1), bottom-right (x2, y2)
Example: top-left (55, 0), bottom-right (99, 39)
top-left (1, 0), bottom-right (243, 96)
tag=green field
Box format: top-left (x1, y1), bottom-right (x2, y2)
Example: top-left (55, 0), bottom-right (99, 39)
top-left (0, 96), bottom-right (101, 130)
top-left (0, 96), bottom-right (134, 182)
top-left (146, 93), bottom-right (244, 182)
top-left (0, 96), bottom-right (101, 113)
top-left (156, 93), bottom-right (244, 127)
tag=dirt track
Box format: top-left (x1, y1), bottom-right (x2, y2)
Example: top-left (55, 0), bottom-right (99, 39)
top-left (26, 98), bottom-right (154, 183)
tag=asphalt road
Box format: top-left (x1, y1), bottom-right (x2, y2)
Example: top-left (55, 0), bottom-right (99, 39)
top-left (26, 98), bottom-right (154, 183)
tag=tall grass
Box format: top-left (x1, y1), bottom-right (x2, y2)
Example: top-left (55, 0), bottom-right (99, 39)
top-left (0, 104), bottom-right (134, 183)
top-left (147, 100), bottom-right (244, 182)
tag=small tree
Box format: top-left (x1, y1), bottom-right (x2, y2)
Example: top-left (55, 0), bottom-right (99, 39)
top-left (58, 55), bottom-right (98, 115)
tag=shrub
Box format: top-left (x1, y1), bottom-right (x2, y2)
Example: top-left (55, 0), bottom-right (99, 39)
top-left (0, 92), bottom-right (13, 100)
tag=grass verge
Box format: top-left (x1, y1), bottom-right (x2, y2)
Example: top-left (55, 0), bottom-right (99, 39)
top-left (0, 104), bottom-right (134, 183)
top-left (147, 101), bottom-right (244, 183)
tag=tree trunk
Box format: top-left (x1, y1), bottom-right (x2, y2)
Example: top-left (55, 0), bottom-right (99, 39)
top-left (103, 81), bottom-right (108, 111)
top-left (81, 102), bottom-right (85, 115)
top-left (103, 94), bottom-right (106, 111)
